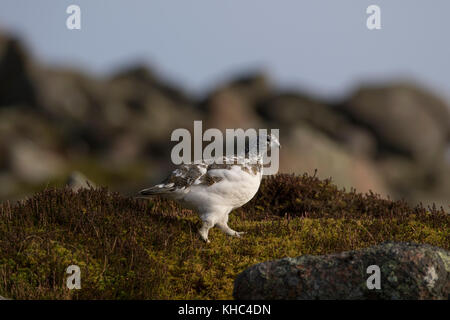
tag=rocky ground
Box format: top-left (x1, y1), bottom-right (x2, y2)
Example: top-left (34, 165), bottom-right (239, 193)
top-left (0, 31), bottom-right (449, 208)
top-left (234, 242), bottom-right (450, 300)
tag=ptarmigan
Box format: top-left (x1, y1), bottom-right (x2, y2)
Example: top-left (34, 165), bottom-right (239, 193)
top-left (139, 133), bottom-right (280, 243)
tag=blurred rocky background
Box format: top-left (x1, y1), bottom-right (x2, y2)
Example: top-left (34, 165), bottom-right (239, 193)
top-left (0, 31), bottom-right (449, 208)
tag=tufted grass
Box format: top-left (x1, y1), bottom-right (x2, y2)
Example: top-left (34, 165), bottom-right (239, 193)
top-left (0, 174), bottom-right (448, 299)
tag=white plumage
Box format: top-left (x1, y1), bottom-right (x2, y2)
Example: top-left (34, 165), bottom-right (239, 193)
top-left (139, 134), bottom-right (280, 243)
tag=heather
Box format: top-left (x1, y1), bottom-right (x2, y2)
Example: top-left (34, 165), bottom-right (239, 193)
top-left (0, 174), bottom-right (447, 299)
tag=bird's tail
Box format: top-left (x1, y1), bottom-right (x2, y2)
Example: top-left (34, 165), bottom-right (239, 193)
top-left (139, 184), bottom-right (175, 196)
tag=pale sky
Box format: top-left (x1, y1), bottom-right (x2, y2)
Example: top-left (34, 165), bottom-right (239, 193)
top-left (0, 0), bottom-right (449, 101)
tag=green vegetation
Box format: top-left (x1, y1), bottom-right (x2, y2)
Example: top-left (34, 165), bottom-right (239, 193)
top-left (0, 174), bottom-right (448, 299)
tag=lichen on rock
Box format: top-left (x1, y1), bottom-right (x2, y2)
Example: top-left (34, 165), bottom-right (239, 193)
top-left (233, 242), bottom-right (450, 300)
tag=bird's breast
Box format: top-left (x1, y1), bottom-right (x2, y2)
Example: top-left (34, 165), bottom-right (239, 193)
top-left (203, 171), bottom-right (261, 208)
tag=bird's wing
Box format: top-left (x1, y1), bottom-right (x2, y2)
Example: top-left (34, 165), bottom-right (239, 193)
top-left (139, 163), bottom-right (223, 195)
top-left (139, 156), bottom-right (261, 196)
top-left (207, 156), bottom-right (262, 177)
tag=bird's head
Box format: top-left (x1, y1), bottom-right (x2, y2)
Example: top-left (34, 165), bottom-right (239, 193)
top-left (267, 133), bottom-right (281, 150)
top-left (257, 133), bottom-right (280, 153)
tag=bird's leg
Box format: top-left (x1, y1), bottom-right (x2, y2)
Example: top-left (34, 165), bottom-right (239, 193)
top-left (198, 219), bottom-right (214, 243)
top-left (216, 216), bottom-right (245, 238)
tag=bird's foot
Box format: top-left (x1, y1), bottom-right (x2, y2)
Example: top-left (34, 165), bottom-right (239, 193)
top-left (198, 230), bottom-right (210, 243)
top-left (216, 222), bottom-right (245, 238)
top-left (234, 231), bottom-right (245, 238)
top-left (198, 220), bottom-right (214, 243)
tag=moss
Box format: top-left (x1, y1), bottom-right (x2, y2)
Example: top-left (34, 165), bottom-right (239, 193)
top-left (0, 174), bottom-right (448, 299)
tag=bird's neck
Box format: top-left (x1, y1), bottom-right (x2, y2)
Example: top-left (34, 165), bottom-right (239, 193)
top-left (246, 143), bottom-right (269, 160)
